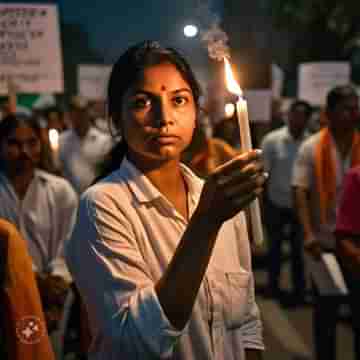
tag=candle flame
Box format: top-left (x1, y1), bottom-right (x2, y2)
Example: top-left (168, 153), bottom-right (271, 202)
top-left (48, 128), bottom-right (59, 151)
top-left (224, 57), bottom-right (242, 97)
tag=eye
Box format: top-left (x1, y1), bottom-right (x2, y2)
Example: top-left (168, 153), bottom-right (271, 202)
top-left (131, 96), bottom-right (151, 110)
top-left (172, 95), bottom-right (189, 106)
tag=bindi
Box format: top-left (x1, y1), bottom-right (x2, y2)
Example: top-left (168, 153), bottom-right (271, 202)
top-left (160, 85), bottom-right (166, 91)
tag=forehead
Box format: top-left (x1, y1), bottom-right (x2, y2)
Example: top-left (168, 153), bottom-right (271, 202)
top-left (134, 62), bottom-right (191, 93)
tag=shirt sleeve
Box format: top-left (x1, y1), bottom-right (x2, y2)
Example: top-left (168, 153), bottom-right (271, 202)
top-left (240, 274), bottom-right (265, 350)
top-left (65, 188), bottom-right (183, 358)
top-left (51, 181), bottom-right (78, 282)
top-left (292, 139), bottom-right (313, 189)
top-left (336, 167), bottom-right (360, 235)
top-left (233, 215), bottom-right (264, 350)
top-left (260, 134), bottom-right (273, 174)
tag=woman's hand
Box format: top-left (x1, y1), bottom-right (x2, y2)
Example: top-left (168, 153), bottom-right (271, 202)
top-left (196, 149), bottom-right (267, 226)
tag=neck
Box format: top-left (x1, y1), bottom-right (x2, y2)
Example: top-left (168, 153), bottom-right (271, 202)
top-left (330, 127), bottom-right (355, 157)
top-left (128, 154), bottom-right (189, 219)
top-left (6, 168), bottom-right (35, 200)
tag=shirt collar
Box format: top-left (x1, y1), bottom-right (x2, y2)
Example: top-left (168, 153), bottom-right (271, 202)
top-left (121, 157), bottom-right (203, 207)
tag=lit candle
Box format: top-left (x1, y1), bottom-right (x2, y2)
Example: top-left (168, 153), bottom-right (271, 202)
top-left (224, 57), bottom-right (264, 245)
top-left (48, 128), bottom-right (60, 169)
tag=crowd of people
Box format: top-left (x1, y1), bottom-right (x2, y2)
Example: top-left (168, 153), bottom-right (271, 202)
top-left (0, 40), bottom-right (359, 360)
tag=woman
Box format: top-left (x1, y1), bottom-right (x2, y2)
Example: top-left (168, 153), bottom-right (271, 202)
top-left (66, 41), bottom-right (266, 359)
top-left (0, 114), bottom-right (78, 329)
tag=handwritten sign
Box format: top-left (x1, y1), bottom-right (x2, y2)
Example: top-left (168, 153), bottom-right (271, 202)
top-left (298, 62), bottom-right (350, 105)
top-left (78, 65), bottom-right (112, 100)
top-left (0, 4), bottom-right (64, 94)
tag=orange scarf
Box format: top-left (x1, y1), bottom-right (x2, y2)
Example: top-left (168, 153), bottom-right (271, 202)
top-left (315, 128), bottom-right (360, 224)
top-left (1, 219), bottom-right (55, 360)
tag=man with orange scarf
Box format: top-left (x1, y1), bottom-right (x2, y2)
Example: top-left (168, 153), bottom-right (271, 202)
top-left (292, 85), bottom-right (360, 360)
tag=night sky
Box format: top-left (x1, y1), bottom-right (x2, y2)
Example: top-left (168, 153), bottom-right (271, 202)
top-left (59, 0), bottom-right (224, 84)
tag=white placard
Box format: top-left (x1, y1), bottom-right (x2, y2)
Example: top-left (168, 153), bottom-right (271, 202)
top-left (243, 89), bottom-right (272, 123)
top-left (0, 4), bottom-right (64, 94)
top-left (298, 62), bottom-right (350, 106)
top-left (272, 64), bottom-right (284, 99)
top-left (78, 65), bottom-right (112, 100)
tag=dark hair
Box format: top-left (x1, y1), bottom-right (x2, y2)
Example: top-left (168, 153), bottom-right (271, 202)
top-left (98, 40), bottom-right (202, 179)
top-left (326, 85), bottom-right (358, 112)
top-left (0, 113), bottom-right (53, 172)
top-left (289, 100), bottom-right (312, 118)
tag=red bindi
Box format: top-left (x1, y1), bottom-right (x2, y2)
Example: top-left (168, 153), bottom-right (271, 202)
top-left (160, 85), bottom-right (166, 91)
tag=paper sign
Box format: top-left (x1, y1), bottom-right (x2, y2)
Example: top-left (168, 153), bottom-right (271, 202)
top-left (78, 65), bottom-right (112, 100)
top-left (0, 4), bottom-right (64, 94)
top-left (298, 62), bottom-right (350, 106)
top-left (306, 253), bottom-right (348, 295)
top-left (272, 64), bottom-right (284, 99)
top-left (244, 89), bottom-right (272, 123)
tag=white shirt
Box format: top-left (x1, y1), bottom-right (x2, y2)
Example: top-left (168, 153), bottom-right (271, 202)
top-left (292, 131), bottom-right (352, 249)
top-left (66, 158), bottom-right (264, 360)
top-left (0, 170), bottom-right (78, 280)
top-left (261, 126), bottom-right (307, 208)
top-left (59, 126), bottom-right (113, 194)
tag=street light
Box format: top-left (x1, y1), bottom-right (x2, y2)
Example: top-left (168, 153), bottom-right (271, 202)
top-left (184, 24), bottom-right (198, 38)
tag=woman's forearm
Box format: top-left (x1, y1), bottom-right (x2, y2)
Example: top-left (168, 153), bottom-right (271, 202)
top-left (155, 209), bottom-right (221, 330)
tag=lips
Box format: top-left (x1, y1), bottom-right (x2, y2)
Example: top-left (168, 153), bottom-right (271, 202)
top-left (152, 135), bottom-right (179, 144)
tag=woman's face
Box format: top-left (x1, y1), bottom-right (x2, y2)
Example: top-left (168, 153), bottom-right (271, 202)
top-left (0, 124), bottom-right (41, 174)
top-left (119, 62), bottom-right (197, 167)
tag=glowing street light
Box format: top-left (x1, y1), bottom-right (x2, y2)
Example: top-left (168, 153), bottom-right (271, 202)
top-left (184, 24), bottom-right (198, 38)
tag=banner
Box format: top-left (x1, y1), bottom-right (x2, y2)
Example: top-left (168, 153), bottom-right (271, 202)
top-left (78, 65), bottom-right (112, 100)
top-left (298, 62), bottom-right (350, 106)
top-left (0, 4), bottom-right (64, 94)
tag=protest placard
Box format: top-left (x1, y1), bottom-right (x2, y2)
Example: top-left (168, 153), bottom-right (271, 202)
top-left (78, 65), bottom-right (112, 100)
top-left (298, 62), bottom-right (350, 106)
top-left (0, 4), bottom-right (64, 94)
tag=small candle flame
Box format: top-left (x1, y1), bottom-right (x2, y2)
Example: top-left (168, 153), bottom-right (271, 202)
top-left (224, 57), bottom-right (242, 97)
top-left (48, 128), bottom-right (59, 151)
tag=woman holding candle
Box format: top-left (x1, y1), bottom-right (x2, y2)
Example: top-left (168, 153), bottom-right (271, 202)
top-left (66, 40), bottom-right (266, 360)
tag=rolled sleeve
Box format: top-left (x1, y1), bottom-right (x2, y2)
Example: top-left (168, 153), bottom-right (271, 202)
top-left (241, 275), bottom-right (264, 350)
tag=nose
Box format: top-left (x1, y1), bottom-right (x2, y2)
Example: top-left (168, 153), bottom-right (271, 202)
top-left (153, 100), bottom-right (174, 129)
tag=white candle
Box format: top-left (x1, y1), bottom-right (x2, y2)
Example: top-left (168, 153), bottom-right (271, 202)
top-left (236, 97), bottom-right (264, 245)
top-left (48, 128), bottom-right (60, 169)
top-left (224, 57), bottom-right (264, 245)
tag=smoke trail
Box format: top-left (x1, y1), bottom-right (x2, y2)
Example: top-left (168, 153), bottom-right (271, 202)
top-left (195, 0), bottom-right (230, 61)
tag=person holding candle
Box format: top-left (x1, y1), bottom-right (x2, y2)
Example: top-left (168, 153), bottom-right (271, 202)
top-left (292, 85), bottom-right (360, 360)
top-left (66, 40), bottom-right (266, 360)
top-left (0, 113), bottom-right (78, 329)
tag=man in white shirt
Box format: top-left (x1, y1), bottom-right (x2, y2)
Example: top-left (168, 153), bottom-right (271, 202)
top-left (59, 96), bottom-right (113, 194)
top-left (261, 100), bottom-right (311, 305)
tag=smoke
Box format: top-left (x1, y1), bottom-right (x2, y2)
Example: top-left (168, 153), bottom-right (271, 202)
top-left (195, 0), bottom-right (230, 61)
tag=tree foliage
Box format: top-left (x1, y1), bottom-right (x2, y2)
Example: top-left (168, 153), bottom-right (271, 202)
top-left (268, 0), bottom-right (360, 62)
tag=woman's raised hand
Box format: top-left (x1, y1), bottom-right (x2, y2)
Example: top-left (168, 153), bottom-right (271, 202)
top-left (196, 149), bottom-right (267, 226)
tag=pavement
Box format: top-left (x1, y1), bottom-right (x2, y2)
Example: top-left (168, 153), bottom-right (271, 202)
top-left (253, 255), bottom-right (355, 360)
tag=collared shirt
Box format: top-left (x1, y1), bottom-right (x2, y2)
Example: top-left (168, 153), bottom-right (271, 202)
top-left (261, 126), bottom-right (307, 208)
top-left (59, 126), bottom-right (113, 194)
top-left (66, 158), bottom-right (264, 360)
top-left (0, 170), bottom-right (78, 280)
top-left (292, 131), bottom-right (352, 249)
